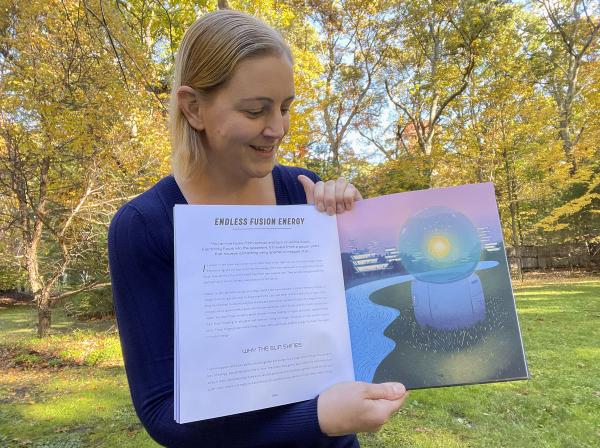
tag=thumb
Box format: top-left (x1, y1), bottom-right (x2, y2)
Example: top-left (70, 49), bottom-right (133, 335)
top-left (364, 383), bottom-right (406, 401)
top-left (298, 175), bottom-right (315, 204)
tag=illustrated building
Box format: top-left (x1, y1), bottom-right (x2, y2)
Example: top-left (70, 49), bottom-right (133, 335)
top-left (349, 252), bottom-right (389, 273)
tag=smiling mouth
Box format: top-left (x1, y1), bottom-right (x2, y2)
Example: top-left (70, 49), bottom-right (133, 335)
top-left (250, 145), bottom-right (275, 153)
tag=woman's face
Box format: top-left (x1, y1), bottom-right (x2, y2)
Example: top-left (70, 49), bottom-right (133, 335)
top-left (198, 54), bottom-right (295, 181)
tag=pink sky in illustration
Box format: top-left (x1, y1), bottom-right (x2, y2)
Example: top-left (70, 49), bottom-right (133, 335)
top-left (336, 183), bottom-right (504, 254)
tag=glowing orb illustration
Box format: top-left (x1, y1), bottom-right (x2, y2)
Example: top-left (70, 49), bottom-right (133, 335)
top-left (398, 206), bottom-right (481, 284)
top-left (428, 235), bottom-right (451, 259)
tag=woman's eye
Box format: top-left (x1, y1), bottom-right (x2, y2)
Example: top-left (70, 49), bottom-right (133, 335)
top-left (244, 110), bottom-right (263, 117)
top-left (281, 108), bottom-right (290, 115)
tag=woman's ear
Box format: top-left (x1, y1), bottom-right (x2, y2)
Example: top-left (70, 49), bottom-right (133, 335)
top-left (177, 86), bottom-right (205, 131)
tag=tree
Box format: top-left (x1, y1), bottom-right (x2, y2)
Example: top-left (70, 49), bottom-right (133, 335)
top-left (382, 0), bottom-right (510, 186)
top-left (536, 171), bottom-right (600, 245)
top-left (114, 0), bottom-right (212, 97)
top-left (439, 4), bottom-right (566, 277)
top-left (287, 0), bottom-right (396, 176)
top-left (531, 0), bottom-right (600, 175)
top-left (0, 0), bottom-right (168, 336)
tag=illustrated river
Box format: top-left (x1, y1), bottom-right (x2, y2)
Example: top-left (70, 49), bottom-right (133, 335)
top-left (345, 260), bottom-right (498, 382)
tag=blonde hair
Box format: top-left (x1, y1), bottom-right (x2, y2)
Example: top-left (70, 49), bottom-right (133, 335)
top-left (169, 10), bottom-right (293, 178)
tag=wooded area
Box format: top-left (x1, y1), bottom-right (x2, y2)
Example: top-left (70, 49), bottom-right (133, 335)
top-left (1, 0), bottom-right (599, 337)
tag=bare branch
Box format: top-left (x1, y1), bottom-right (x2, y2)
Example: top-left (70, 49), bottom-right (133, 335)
top-left (97, 0), bottom-right (129, 88)
top-left (539, 0), bottom-right (576, 56)
top-left (50, 281), bottom-right (112, 305)
top-left (356, 128), bottom-right (393, 160)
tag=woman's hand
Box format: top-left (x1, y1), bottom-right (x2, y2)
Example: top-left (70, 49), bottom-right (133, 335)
top-left (317, 381), bottom-right (408, 436)
top-left (298, 175), bottom-right (363, 215)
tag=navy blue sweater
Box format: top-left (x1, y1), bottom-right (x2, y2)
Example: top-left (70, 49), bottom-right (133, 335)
top-left (108, 165), bottom-right (359, 448)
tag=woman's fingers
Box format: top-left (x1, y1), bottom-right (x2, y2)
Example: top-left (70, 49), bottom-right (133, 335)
top-left (298, 175), bottom-right (363, 215)
top-left (317, 381), bottom-right (408, 436)
top-left (343, 182), bottom-right (362, 211)
top-left (297, 175), bottom-right (315, 204)
top-left (323, 180), bottom-right (337, 215)
top-left (363, 382), bottom-right (406, 400)
top-left (336, 177), bottom-right (348, 213)
top-left (314, 180), bottom-right (326, 212)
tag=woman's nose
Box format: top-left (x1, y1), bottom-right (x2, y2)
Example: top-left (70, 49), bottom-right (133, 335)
top-left (263, 111), bottom-right (286, 139)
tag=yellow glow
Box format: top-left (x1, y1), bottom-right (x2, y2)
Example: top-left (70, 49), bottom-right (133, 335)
top-left (428, 235), bottom-right (451, 259)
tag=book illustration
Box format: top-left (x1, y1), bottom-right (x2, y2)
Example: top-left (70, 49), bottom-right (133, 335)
top-left (338, 183), bottom-right (528, 389)
top-left (345, 262), bottom-right (498, 384)
top-left (400, 205), bottom-right (493, 330)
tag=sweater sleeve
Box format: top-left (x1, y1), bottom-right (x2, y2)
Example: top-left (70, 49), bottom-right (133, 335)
top-left (108, 204), bottom-right (348, 448)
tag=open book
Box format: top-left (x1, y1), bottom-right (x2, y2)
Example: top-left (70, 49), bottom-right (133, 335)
top-left (174, 182), bottom-right (529, 423)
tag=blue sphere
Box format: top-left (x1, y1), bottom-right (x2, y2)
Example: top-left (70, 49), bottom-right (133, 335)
top-left (398, 206), bottom-right (481, 283)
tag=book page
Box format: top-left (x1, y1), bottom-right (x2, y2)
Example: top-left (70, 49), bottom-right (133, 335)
top-left (174, 204), bottom-right (354, 423)
top-left (336, 183), bottom-right (528, 388)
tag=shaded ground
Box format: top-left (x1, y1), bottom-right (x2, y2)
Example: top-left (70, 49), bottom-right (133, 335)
top-left (0, 291), bottom-right (32, 307)
top-left (0, 306), bottom-right (157, 448)
top-left (514, 268), bottom-right (600, 285)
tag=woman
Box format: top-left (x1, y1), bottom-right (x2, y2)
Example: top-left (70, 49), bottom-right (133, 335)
top-left (108, 9), bottom-right (407, 448)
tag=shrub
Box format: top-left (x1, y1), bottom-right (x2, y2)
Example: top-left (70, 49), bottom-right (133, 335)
top-left (63, 289), bottom-right (114, 321)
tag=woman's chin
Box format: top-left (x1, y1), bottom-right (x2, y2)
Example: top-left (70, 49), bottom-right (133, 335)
top-left (242, 160), bottom-right (275, 180)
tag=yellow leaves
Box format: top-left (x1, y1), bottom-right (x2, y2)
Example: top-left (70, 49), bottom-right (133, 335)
top-left (0, 1), bottom-right (174, 299)
top-left (535, 170), bottom-right (600, 236)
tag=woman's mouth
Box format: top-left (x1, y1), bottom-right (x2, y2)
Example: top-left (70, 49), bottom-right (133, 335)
top-left (250, 145), bottom-right (275, 153)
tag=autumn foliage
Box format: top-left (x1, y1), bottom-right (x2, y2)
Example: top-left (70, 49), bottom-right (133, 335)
top-left (1, 0), bottom-right (598, 336)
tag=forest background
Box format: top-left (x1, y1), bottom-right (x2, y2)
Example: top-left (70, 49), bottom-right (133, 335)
top-left (0, 0), bottom-right (599, 337)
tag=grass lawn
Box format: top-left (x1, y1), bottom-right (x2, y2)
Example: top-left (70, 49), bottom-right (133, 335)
top-left (1, 279), bottom-right (599, 447)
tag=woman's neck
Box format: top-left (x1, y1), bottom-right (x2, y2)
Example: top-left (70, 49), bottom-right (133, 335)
top-left (173, 166), bottom-right (276, 205)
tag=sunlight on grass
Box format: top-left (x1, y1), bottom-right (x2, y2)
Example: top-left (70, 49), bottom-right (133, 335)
top-left (0, 367), bottom-right (158, 447)
top-left (517, 279), bottom-right (599, 288)
top-left (361, 419), bottom-right (471, 447)
top-left (517, 306), bottom-right (566, 314)
top-left (516, 290), bottom-right (584, 297)
top-left (22, 375), bottom-right (128, 423)
top-left (575, 347), bottom-right (600, 359)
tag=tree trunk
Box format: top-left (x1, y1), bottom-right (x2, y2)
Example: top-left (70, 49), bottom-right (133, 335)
top-left (37, 290), bottom-right (52, 338)
top-left (27, 248), bottom-right (52, 337)
top-left (502, 146), bottom-right (523, 282)
top-left (476, 136), bottom-right (485, 183)
top-left (331, 141), bottom-right (340, 174)
top-left (558, 115), bottom-right (577, 175)
top-left (24, 190), bottom-right (49, 337)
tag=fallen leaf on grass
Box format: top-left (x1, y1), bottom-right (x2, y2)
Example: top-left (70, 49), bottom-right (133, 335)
top-left (127, 428), bottom-right (141, 438)
top-left (593, 391), bottom-right (600, 398)
top-left (414, 427), bottom-right (433, 433)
